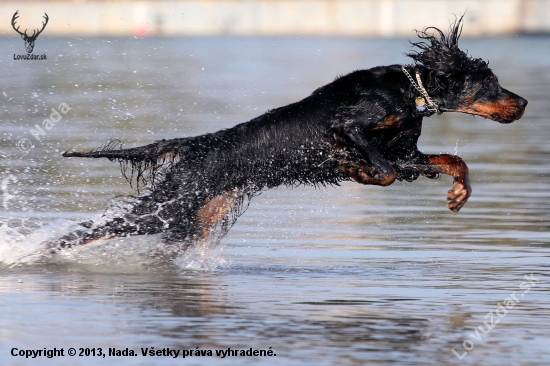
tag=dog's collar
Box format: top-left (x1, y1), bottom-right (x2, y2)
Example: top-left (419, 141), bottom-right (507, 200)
top-left (401, 65), bottom-right (442, 115)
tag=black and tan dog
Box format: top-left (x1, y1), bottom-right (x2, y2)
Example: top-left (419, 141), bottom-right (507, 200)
top-left (58, 17), bottom-right (527, 249)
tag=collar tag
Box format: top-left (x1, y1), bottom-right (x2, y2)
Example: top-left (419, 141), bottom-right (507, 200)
top-left (415, 97), bottom-right (427, 112)
top-left (402, 65), bottom-right (442, 115)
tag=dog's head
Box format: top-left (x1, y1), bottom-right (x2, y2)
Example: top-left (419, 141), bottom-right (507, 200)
top-left (408, 16), bottom-right (527, 123)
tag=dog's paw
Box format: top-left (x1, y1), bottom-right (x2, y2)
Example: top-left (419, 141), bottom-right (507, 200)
top-left (447, 181), bottom-right (472, 213)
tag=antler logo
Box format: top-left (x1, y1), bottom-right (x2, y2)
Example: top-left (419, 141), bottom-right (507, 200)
top-left (12, 10), bottom-right (49, 54)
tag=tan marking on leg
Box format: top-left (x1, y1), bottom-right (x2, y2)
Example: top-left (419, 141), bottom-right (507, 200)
top-left (197, 190), bottom-right (242, 239)
top-left (338, 160), bottom-right (396, 186)
top-left (427, 155), bottom-right (471, 213)
top-left (373, 114), bottom-right (404, 130)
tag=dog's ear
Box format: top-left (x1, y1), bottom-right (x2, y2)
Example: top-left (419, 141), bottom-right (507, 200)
top-left (422, 70), bottom-right (458, 95)
top-left (419, 66), bottom-right (471, 98)
top-left (443, 72), bottom-right (471, 93)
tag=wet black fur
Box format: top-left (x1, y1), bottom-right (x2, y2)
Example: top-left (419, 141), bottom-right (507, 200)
top-left (58, 16), bottom-right (527, 249)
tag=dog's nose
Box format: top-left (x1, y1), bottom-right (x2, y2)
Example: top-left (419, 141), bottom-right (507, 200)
top-left (519, 97), bottom-right (528, 109)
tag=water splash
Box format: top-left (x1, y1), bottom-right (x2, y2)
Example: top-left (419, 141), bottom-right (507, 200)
top-left (0, 218), bottom-right (73, 266)
top-left (453, 139), bottom-right (460, 156)
top-left (1, 174), bottom-right (18, 209)
top-left (0, 213), bottom-right (229, 272)
top-left (172, 239), bottom-right (231, 271)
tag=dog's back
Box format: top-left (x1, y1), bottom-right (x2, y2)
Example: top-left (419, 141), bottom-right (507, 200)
top-left (58, 94), bottom-right (357, 247)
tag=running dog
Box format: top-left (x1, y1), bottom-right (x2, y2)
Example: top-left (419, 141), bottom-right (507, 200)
top-left (59, 17), bottom-right (527, 249)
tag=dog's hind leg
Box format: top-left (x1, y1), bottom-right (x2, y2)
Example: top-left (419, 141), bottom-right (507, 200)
top-left (41, 218), bottom-right (124, 250)
top-left (43, 195), bottom-right (171, 250)
top-left (195, 189), bottom-right (244, 242)
top-left (46, 215), bottom-right (161, 250)
top-left (154, 189), bottom-right (244, 255)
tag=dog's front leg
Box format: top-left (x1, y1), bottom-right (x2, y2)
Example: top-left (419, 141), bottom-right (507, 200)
top-left (337, 128), bottom-right (397, 186)
top-left (409, 154), bottom-right (472, 213)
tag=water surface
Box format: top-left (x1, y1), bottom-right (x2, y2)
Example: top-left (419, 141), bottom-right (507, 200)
top-left (0, 36), bottom-right (549, 365)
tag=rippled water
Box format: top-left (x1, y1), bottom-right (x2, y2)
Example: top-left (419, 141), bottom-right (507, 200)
top-left (1, 36), bottom-right (549, 365)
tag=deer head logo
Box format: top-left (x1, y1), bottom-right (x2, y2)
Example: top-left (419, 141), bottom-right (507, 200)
top-left (12, 11), bottom-right (49, 54)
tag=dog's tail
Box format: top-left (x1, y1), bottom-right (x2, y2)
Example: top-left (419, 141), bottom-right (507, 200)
top-left (63, 138), bottom-right (192, 190)
top-left (63, 138), bottom-right (190, 162)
